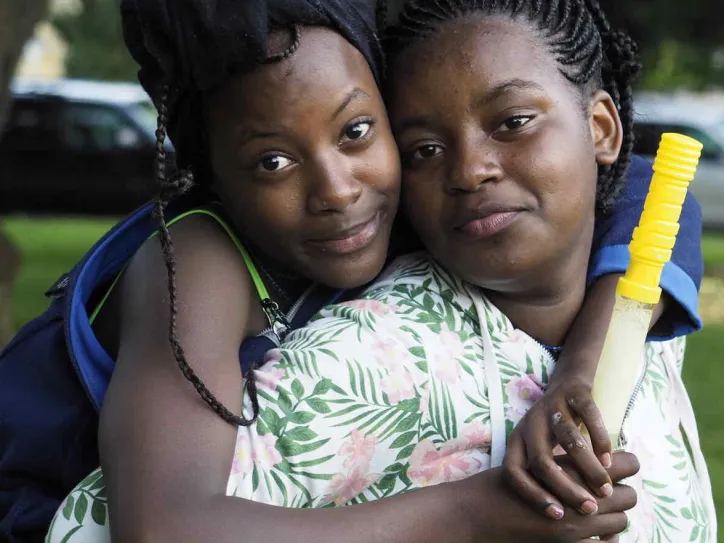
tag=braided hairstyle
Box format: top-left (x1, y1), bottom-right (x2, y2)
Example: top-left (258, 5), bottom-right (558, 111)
top-left (120, 0), bottom-right (387, 427)
top-left (149, 30), bottom-right (305, 428)
top-left (385, 0), bottom-right (642, 213)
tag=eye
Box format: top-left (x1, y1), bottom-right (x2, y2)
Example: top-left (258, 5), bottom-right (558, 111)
top-left (498, 115), bottom-right (535, 132)
top-left (412, 144), bottom-right (444, 160)
top-left (341, 120), bottom-right (372, 143)
top-left (257, 154), bottom-right (294, 173)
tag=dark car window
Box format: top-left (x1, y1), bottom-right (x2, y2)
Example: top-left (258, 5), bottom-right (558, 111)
top-left (1, 99), bottom-right (59, 151)
top-left (61, 103), bottom-right (142, 152)
top-left (634, 122), bottom-right (723, 160)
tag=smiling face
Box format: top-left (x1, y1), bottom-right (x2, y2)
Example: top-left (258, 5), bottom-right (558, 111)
top-left (388, 16), bottom-right (621, 295)
top-left (207, 27), bottom-right (400, 289)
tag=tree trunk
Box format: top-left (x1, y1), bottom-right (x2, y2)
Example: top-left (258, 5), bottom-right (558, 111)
top-left (0, 0), bottom-right (50, 347)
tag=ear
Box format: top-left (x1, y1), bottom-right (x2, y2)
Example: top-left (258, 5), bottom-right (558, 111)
top-left (588, 90), bottom-right (622, 167)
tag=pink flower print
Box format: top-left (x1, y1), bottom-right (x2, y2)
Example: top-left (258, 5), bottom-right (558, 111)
top-left (339, 430), bottom-right (378, 470)
top-left (507, 329), bottom-right (529, 344)
top-left (231, 431), bottom-right (253, 477)
top-left (432, 353), bottom-right (461, 385)
top-left (505, 374), bottom-right (545, 423)
top-left (408, 440), bottom-right (482, 487)
top-left (254, 351), bottom-right (286, 393)
top-left (252, 430), bottom-right (283, 470)
top-left (324, 466), bottom-right (379, 505)
top-left (381, 368), bottom-right (416, 404)
top-left (500, 329), bottom-right (531, 364)
top-left (439, 326), bottom-right (465, 359)
top-left (442, 423), bottom-right (492, 456)
top-left (339, 299), bottom-right (397, 316)
top-left (461, 423), bottom-right (492, 454)
top-left (371, 334), bottom-right (410, 372)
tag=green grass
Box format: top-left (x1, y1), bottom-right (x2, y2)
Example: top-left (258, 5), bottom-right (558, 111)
top-left (4, 217), bottom-right (115, 329)
top-left (703, 234), bottom-right (724, 274)
top-left (4, 217), bottom-right (724, 527)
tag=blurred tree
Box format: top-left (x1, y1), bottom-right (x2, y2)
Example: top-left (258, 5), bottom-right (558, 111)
top-left (0, 0), bottom-right (50, 127)
top-left (0, 0), bottom-right (47, 348)
top-left (53, 0), bottom-right (138, 81)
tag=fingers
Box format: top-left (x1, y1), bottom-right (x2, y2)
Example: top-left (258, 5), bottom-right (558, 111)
top-left (589, 512), bottom-right (629, 541)
top-left (568, 392), bottom-right (612, 468)
top-left (551, 408), bottom-right (613, 499)
top-left (597, 483), bottom-right (638, 515)
top-left (607, 452), bottom-right (641, 483)
top-left (526, 415), bottom-right (599, 514)
top-left (503, 431), bottom-right (565, 520)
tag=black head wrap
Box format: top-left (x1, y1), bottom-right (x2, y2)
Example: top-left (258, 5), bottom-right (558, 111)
top-left (121, 0), bottom-right (384, 176)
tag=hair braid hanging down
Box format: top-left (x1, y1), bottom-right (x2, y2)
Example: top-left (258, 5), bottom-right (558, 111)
top-left (152, 86), bottom-right (260, 427)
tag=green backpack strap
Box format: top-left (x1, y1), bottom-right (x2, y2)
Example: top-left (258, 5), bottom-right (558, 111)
top-left (89, 205), bottom-right (273, 326)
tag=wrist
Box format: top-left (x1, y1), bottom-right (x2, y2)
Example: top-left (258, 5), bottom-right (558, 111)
top-left (549, 355), bottom-right (597, 389)
top-left (449, 469), bottom-right (504, 543)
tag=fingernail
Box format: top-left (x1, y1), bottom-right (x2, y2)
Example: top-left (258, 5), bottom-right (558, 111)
top-left (600, 483), bottom-right (613, 497)
top-left (601, 453), bottom-right (612, 468)
top-left (545, 504), bottom-right (565, 520)
top-left (580, 500), bottom-right (598, 515)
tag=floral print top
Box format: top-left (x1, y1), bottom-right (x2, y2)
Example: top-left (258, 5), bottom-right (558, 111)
top-left (46, 253), bottom-right (716, 542)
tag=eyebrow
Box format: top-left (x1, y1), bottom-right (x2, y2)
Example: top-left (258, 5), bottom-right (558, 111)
top-left (394, 79), bottom-right (547, 134)
top-left (237, 128), bottom-right (281, 147)
top-left (330, 87), bottom-right (370, 122)
top-left (473, 78), bottom-right (546, 109)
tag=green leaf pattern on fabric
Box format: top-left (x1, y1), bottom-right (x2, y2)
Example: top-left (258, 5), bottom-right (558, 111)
top-left (46, 253), bottom-right (716, 542)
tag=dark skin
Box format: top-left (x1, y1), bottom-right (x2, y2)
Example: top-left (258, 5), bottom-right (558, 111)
top-left (390, 16), bottom-right (642, 540)
top-left (97, 25), bottom-right (638, 543)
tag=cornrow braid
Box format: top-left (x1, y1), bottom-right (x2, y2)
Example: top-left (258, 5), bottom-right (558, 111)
top-left (386, 0), bottom-right (641, 213)
top-left (584, 0), bottom-right (641, 210)
top-left (265, 25), bottom-right (302, 63)
top-left (152, 86), bottom-right (260, 427)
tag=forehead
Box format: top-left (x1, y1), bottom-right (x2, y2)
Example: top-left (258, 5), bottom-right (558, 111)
top-left (213, 27), bottom-right (377, 121)
top-left (390, 16), bottom-right (569, 113)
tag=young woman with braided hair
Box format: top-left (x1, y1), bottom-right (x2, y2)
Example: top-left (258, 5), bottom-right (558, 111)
top-left (44, 0), bottom-right (712, 542)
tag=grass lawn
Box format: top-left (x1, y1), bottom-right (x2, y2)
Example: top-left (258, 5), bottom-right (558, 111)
top-left (4, 217), bottom-right (724, 526)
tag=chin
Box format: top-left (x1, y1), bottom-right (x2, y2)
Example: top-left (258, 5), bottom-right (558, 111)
top-left (318, 247), bottom-right (389, 290)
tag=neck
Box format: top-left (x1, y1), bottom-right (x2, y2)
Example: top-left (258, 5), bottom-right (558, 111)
top-left (483, 231), bottom-right (594, 347)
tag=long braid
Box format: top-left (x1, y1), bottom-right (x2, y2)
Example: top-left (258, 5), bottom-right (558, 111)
top-left (386, 0), bottom-right (641, 213)
top-left (153, 87), bottom-right (260, 427)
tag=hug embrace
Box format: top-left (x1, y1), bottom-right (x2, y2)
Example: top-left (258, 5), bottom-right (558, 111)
top-left (0, 0), bottom-right (715, 542)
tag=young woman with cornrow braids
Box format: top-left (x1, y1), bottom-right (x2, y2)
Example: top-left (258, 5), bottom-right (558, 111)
top-left (45, 0), bottom-right (711, 542)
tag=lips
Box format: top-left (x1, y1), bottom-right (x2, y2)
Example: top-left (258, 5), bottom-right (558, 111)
top-left (307, 212), bottom-right (382, 255)
top-left (454, 202), bottom-right (526, 240)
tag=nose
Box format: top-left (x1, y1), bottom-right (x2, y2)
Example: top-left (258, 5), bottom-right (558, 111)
top-left (307, 153), bottom-right (363, 214)
top-left (446, 132), bottom-right (503, 194)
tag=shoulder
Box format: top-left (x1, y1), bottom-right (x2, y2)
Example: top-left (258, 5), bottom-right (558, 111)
top-left (116, 212), bottom-right (266, 363)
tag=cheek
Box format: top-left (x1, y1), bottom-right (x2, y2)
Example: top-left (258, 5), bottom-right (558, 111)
top-left (221, 182), bottom-right (307, 242)
top-left (523, 129), bottom-right (597, 213)
top-left (359, 132), bottom-right (402, 198)
top-left (400, 174), bottom-right (444, 240)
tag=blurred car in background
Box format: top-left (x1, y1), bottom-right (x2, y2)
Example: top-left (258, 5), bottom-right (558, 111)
top-left (634, 95), bottom-right (724, 229)
top-left (0, 79), bottom-right (172, 216)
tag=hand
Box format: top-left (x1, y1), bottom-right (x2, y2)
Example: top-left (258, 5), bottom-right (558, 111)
top-left (502, 376), bottom-right (615, 518)
top-left (458, 452), bottom-right (639, 543)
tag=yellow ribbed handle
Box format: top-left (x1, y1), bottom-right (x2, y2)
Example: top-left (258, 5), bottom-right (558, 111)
top-left (616, 134), bottom-right (703, 304)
